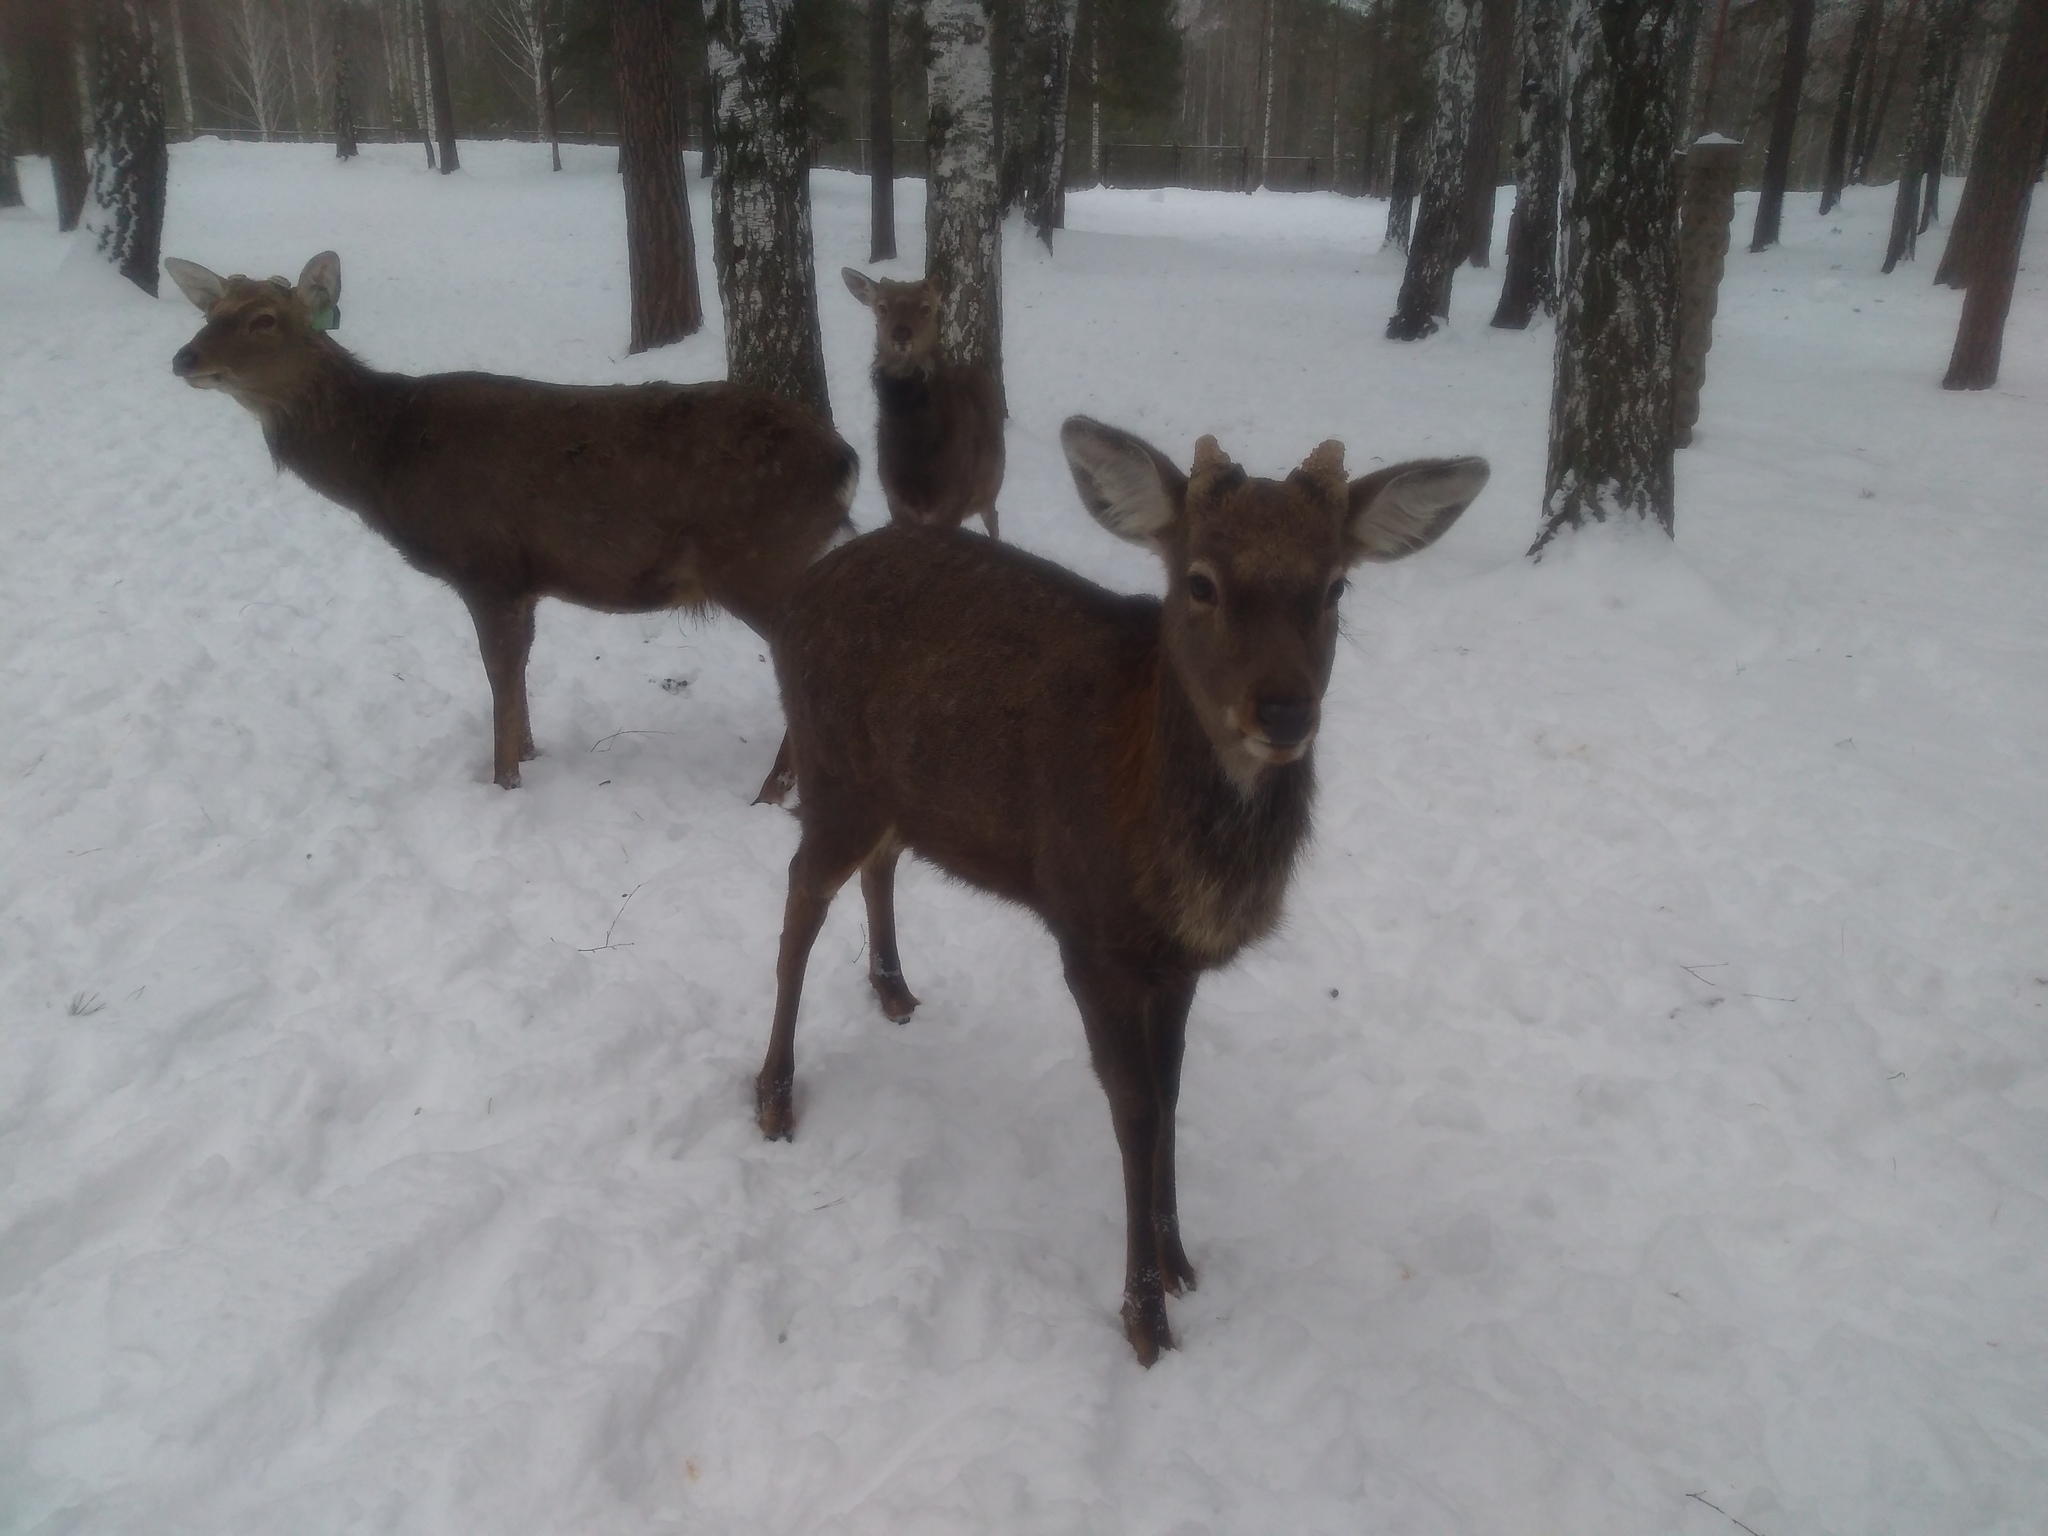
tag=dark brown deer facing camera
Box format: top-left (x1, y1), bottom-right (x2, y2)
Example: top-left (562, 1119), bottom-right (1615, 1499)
top-left (756, 417), bottom-right (1488, 1364)
top-left (843, 268), bottom-right (1004, 539)
top-left (166, 251), bottom-right (858, 793)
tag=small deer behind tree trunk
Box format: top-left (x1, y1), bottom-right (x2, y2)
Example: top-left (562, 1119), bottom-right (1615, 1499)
top-left (843, 268), bottom-right (1005, 539)
top-left (166, 252), bottom-right (857, 795)
top-left (754, 418), bottom-right (1488, 1364)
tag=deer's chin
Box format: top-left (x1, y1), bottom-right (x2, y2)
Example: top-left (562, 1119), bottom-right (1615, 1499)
top-left (181, 371), bottom-right (229, 391)
top-left (1242, 735), bottom-right (1313, 766)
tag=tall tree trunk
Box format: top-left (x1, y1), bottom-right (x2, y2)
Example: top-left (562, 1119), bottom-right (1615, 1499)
top-left (165, 0), bottom-right (194, 134)
top-left (88, 0), bottom-right (168, 294)
top-left (870, 0), bottom-right (896, 259)
top-left (1022, 0), bottom-right (1078, 244)
top-left (926, 0), bottom-right (1005, 409)
top-left (1882, 0), bottom-right (1970, 270)
top-left (536, 0), bottom-right (562, 171)
top-left (1087, 0), bottom-right (1100, 186)
top-left (1819, 0), bottom-right (1880, 213)
top-left (420, 0), bottom-right (458, 172)
top-left (1384, 112), bottom-right (1423, 247)
top-left (0, 54), bottom-right (21, 209)
top-left (1915, 16), bottom-right (1966, 230)
top-left (404, 0), bottom-right (435, 167)
top-left (1387, 0), bottom-right (1483, 338)
top-left (330, 0), bottom-right (358, 157)
top-left (1693, 0), bottom-right (1732, 129)
top-left (1533, 0), bottom-right (1683, 554)
top-left (1463, 0), bottom-right (1516, 265)
top-left (1937, 0), bottom-right (2048, 287)
top-left (30, 0), bottom-right (92, 230)
top-left (1256, 0), bottom-right (1276, 186)
top-left (1748, 0), bottom-right (1813, 249)
top-left (1493, 0), bottom-right (1564, 326)
top-left (1855, 0), bottom-right (1918, 181)
top-left (705, 0), bottom-right (830, 415)
top-left (613, 0), bottom-right (702, 354)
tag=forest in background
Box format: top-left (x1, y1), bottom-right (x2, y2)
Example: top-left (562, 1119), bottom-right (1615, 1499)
top-left (0, 0), bottom-right (2022, 199)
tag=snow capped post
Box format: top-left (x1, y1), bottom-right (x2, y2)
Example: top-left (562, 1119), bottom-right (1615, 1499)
top-left (1531, 0), bottom-right (1684, 554)
top-left (1673, 134), bottom-right (1741, 445)
top-left (704, 0), bottom-right (832, 419)
top-left (87, 0), bottom-right (169, 296)
top-left (1386, 0), bottom-right (1483, 339)
top-left (926, 0), bottom-right (1006, 413)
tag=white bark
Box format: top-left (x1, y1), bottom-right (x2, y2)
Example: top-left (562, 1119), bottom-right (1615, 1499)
top-left (926, 0), bottom-right (1004, 400)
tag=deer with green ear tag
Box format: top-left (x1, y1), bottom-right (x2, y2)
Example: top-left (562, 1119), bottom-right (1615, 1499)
top-left (751, 415), bottom-right (1488, 1364)
top-left (165, 251), bottom-right (858, 797)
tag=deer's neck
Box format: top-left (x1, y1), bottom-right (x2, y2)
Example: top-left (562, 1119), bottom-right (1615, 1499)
top-left (251, 343), bottom-right (404, 515)
top-left (1135, 656), bottom-right (1316, 967)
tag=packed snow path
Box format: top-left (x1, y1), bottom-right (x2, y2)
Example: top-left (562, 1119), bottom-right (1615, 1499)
top-left (2, 143), bottom-right (2044, 1535)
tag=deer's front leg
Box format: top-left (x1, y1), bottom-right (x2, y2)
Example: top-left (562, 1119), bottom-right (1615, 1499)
top-left (462, 590), bottom-right (538, 788)
top-left (1146, 970), bottom-right (1199, 1296)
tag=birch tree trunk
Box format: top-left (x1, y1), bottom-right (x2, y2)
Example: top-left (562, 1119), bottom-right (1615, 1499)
top-left (404, 0), bottom-right (435, 166)
top-left (88, 0), bottom-right (169, 296)
top-left (705, 0), bottom-right (831, 416)
top-left (1819, 0), bottom-right (1880, 212)
top-left (331, 0), bottom-right (358, 158)
top-left (1533, 0), bottom-right (1684, 553)
top-left (1257, 0), bottom-right (1276, 185)
top-left (1020, 0), bottom-right (1079, 244)
top-left (1748, 0), bottom-right (1813, 249)
top-left (1882, 0), bottom-right (1970, 270)
top-left (614, 0), bottom-right (703, 354)
top-left (1384, 113), bottom-right (1423, 248)
top-left (870, 0), bottom-right (896, 259)
top-left (420, 0), bottom-right (458, 172)
top-left (1492, 0), bottom-right (1564, 326)
top-left (1387, 0), bottom-right (1484, 339)
top-left (927, 0), bottom-right (1005, 410)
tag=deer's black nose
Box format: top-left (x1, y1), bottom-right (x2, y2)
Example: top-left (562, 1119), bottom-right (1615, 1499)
top-left (1253, 697), bottom-right (1316, 748)
top-left (891, 324), bottom-right (913, 345)
top-left (171, 346), bottom-right (200, 376)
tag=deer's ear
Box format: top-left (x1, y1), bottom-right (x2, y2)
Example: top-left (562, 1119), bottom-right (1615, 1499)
top-left (295, 251), bottom-right (341, 314)
top-left (1345, 456), bottom-right (1488, 564)
top-left (164, 257), bottom-right (226, 313)
top-left (842, 267), bottom-right (877, 305)
top-left (1061, 416), bottom-right (1187, 549)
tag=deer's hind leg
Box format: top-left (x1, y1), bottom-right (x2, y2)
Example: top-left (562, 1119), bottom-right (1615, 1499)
top-left (861, 841), bottom-right (919, 1022)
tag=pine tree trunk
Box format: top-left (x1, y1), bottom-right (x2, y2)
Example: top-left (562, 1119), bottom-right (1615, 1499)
top-left (1384, 113), bottom-right (1423, 247)
top-left (419, 0), bottom-right (458, 172)
top-left (1533, 0), bottom-right (1683, 553)
top-left (870, 0), bottom-right (897, 259)
top-left (0, 54), bottom-right (21, 209)
top-left (88, 0), bottom-right (169, 295)
top-left (1937, 0), bottom-right (2048, 304)
top-left (29, 0), bottom-right (92, 231)
top-left (1462, 0), bottom-right (1516, 266)
top-left (1022, 0), bottom-right (1078, 245)
top-left (1882, 0), bottom-right (1970, 270)
top-left (612, 0), bottom-right (703, 354)
top-left (926, 0), bottom-right (1005, 409)
top-left (1493, 0), bottom-right (1564, 326)
top-left (1388, 0), bottom-right (1483, 338)
top-left (1748, 0), bottom-right (1813, 249)
top-left (331, 0), bottom-right (358, 158)
top-left (1855, 0), bottom-right (1918, 182)
top-left (1820, 0), bottom-right (1880, 212)
top-left (705, 0), bottom-right (831, 415)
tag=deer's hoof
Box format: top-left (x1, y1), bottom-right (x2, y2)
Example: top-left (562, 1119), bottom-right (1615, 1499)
top-left (756, 1076), bottom-right (794, 1141)
top-left (870, 972), bottom-right (920, 1024)
top-left (520, 743), bottom-right (541, 763)
top-left (1162, 1248), bottom-right (1198, 1297)
top-left (752, 770), bottom-right (797, 809)
top-left (1122, 1290), bottom-right (1174, 1368)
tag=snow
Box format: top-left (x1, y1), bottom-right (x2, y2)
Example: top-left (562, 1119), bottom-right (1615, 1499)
top-left (3, 140), bottom-right (2046, 1534)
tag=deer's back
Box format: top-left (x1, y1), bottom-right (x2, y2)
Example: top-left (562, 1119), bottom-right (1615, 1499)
top-left (778, 526), bottom-right (1156, 914)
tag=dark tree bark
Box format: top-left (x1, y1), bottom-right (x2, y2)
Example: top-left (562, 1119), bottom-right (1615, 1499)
top-left (1854, 0), bottom-right (1918, 182)
top-left (870, 0), bottom-right (896, 260)
top-left (1939, 0), bottom-right (2047, 376)
top-left (706, 0), bottom-right (831, 417)
top-left (613, 0), bottom-right (703, 354)
top-left (330, 0), bottom-right (358, 159)
top-left (27, 0), bottom-right (91, 230)
top-left (1018, 0), bottom-right (1078, 247)
top-left (538, 0), bottom-right (562, 172)
top-left (1493, 0), bottom-right (1564, 327)
top-left (700, 56), bottom-right (715, 178)
top-left (87, 0), bottom-right (168, 295)
top-left (1388, 0), bottom-right (1484, 339)
top-left (1937, 0), bottom-right (2048, 287)
top-left (1882, 0), bottom-right (1971, 270)
top-left (1533, 0), bottom-right (1684, 554)
top-left (1915, 18), bottom-right (1966, 230)
top-left (927, 0), bottom-right (1005, 408)
top-left (1748, 0), bottom-right (1813, 249)
top-left (1820, 0), bottom-right (1880, 212)
top-left (1384, 114), bottom-right (1424, 248)
top-left (0, 54), bottom-right (21, 209)
top-left (1693, 0), bottom-right (1732, 129)
top-left (1462, 0), bottom-right (1517, 265)
top-left (419, 0), bottom-right (459, 173)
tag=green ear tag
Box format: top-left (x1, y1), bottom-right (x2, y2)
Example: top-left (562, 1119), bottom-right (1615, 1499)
top-left (311, 303), bottom-right (340, 331)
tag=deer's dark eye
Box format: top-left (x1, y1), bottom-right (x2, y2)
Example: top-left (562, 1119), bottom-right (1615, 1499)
top-left (1325, 577), bottom-right (1349, 608)
top-left (249, 312), bottom-right (276, 332)
top-left (1186, 572), bottom-right (1218, 605)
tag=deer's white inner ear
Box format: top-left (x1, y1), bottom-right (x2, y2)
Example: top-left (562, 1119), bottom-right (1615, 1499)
top-left (1061, 417), bottom-right (1182, 548)
top-left (295, 251), bottom-right (341, 312)
top-left (165, 257), bottom-right (226, 313)
top-left (842, 267), bottom-right (875, 304)
top-left (1347, 456), bottom-right (1490, 564)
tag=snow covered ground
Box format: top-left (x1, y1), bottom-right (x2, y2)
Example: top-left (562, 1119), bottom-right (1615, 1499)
top-left (2, 140), bottom-right (2044, 1535)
